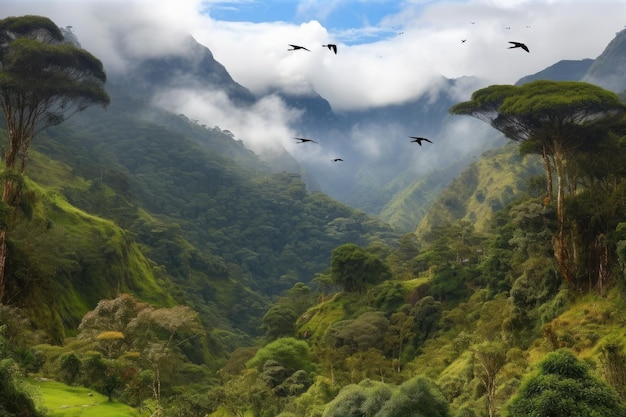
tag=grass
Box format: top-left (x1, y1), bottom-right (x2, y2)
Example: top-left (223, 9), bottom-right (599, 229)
top-left (30, 378), bottom-right (139, 417)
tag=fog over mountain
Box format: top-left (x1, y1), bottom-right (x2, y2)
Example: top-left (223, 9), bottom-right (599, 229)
top-left (4, 0), bottom-right (626, 226)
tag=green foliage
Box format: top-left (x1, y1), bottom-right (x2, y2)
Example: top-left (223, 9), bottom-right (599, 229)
top-left (330, 243), bottom-right (391, 293)
top-left (325, 311), bottom-right (390, 353)
top-left (247, 337), bottom-right (315, 374)
top-left (262, 283), bottom-right (315, 341)
top-left (0, 326), bottom-right (45, 417)
top-left (506, 349), bottom-right (626, 417)
top-left (18, 84), bottom-right (398, 340)
top-left (322, 376), bottom-right (450, 417)
top-left (378, 376), bottom-right (450, 417)
top-left (600, 340), bottom-right (626, 401)
top-left (321, 379), bottom-right (393, 417)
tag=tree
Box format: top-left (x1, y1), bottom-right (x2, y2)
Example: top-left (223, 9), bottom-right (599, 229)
top-left (246, 337), bottom-right (315, 375)
top-left (330, 243), bottom-right (391, 293)
top-left (473, 341), bottom-right (507, 417)
top-left (450, 81), bottom-right (626, 282)
top-left (375, 376), bottom-right (450, 417)
top-left (0, 325), bottom-right (45, 417)
top-left (600, 341), bottom-right (626, 401)
top-left (0, 15), bottom-right (110, 301)
top-left (127, 305), bottom-right (205, 409)
top-left (321, 379), bottom-right (393, 417)
top-left (96, 330), bottom-right (125, 358)
top-left (506, 349), bottom-right (626, 417)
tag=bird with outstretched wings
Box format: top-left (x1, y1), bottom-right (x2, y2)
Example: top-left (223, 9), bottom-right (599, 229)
top-left (508, 41), bottom-right (529, 52)
top-left (323, 44), bottom-right (337, 54)
top-left (288, 44), bottom-right (310, 51)
top-left (331, 158), bottom-right (343, 162)
top-left (409, 136), bottom-right (433, 146)
top-left (293, 137), bottom-right (318, 144)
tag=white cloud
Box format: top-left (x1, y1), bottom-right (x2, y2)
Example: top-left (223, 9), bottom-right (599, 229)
top-left (2, 0), bottom-right (624, 162)
top-left (152, 87), bottom-right (303, 155)
top-left (4, 0), bottom-right (623, 111)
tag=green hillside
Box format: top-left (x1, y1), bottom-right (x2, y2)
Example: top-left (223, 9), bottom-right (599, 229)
top-left (5, 15), bottom-right (626, 417)
top-left (415, 142), bottom-right (545, 236)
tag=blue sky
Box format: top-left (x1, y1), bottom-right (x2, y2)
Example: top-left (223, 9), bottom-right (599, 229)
top-left (206, 1), bottom-right (402, 28)
top-left (204, 0), bottom-right (408, 43)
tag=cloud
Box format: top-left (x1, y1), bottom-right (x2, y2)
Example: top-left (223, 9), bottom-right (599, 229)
top-left (3, 0), bottom-right (625, 168)
top-left (152, 87), bottom-right (303, 155)
top-left (4, 0), bottom-right (624, 111)
top-left (194, 0), bottom-right (625, 110)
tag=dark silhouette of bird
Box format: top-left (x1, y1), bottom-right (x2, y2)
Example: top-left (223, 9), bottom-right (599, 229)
top-left (508, 41), bottom-right (529, 52)
top-left (461, 39), bottom-right (467, 43)
top-left (288, 44), bottom-right (310, 51)
top-left (409, 136), bottom-right (433, 146)
top-left (293, 137), bottom-right (317, 144)
top-left (331, 158), bottom-right (343, 162)
top-left (323, 44), bottom-right (337, 54)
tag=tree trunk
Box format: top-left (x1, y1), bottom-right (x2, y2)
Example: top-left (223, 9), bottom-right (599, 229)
top-left (542, 146), bottom-right (553, 206)
top-left (553, 152), bottom-right (573, 283)
top-left (0, 230), bottom-right (6, 303)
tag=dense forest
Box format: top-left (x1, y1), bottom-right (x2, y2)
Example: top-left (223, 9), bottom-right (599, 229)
top-left (4, 14), bottom-right (626, 417)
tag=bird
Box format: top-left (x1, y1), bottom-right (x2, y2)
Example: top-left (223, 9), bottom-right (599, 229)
top-left (508, 41), bottom-right (529, 52)
top-left (293, 137), bottom-right (318, 144)
top-left (331, 158), bottom-right (343, 162)
top-left (288, 44), bottom-right (310, 51)
top-left (461, 39), bottom-right (467, 43)
top-left (323, 44), bottom-right (337, 54)
top-left (409, 136), bottom-right (433, 146)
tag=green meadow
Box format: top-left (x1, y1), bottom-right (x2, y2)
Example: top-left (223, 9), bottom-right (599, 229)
top-left (32, 379), bottom-right (139, 417)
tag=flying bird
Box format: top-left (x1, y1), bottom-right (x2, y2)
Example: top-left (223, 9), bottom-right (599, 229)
top-left (288, 44), bottom-right (310, 51)
top-left (323, 44), bottom-right (338, 54)
top-left (461, 39), bottom-right (467, 43)
top-left (409, 136), bottom-right (433, 146)
top-left (331, 158), bottom-right (343, 162)
top-left (508, 41), bottom-right (529, 52)
top-left (293, 137), bottom-right (318, 144)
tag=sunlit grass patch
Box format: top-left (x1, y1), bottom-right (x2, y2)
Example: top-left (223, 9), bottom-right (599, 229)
top-left (31, 378), bottom-right (139, 417)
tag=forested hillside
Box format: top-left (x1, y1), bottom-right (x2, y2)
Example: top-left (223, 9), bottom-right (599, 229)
top-left (5, 14), bottom-right (626, 417)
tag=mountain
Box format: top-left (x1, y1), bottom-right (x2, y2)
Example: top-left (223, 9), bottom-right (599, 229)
top-left (7, 19), bottom-right (626, 417)
top-left (584, 28), bottom-right (626, 92)
top-left (5, 81), bottom-right (399, 346)
top-left (101, 35), bottom-right (497, 229)
top-left (111, 35), bottom-right (256, 106)
top-left (516, 58), bottom-right (594, 85)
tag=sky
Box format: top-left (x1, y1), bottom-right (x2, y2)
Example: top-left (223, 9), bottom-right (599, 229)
top-left (2, 0), bottom-right (626, 168)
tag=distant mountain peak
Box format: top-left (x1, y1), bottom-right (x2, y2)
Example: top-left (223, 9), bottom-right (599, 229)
top-left (583, 28), bottom-right (626, 93)
top-left (110, 35), bottom-right (256, 105)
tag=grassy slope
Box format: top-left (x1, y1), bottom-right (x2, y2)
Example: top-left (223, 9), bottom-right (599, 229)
top-left (32, 379), bottom-right (138, 417)
top-left (8, 152), bottom-right (175, 339)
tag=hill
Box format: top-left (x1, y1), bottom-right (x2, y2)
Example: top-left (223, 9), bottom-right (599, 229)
top-left (2, 82), bottom-right (398, 346)
top-left (4, 15), bottom-right (626, 417)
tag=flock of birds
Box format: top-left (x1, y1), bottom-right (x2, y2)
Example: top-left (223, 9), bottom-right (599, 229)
top-left (286, 28), bottom-right (530, 162)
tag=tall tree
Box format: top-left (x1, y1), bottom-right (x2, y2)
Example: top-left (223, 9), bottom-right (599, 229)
top-left (330, 243), bottom-right (391, 293)
top-left (450, 81), bottom-right (626, 282)
top-left (0, 15), bottom-right (110, 301)
top-left (473, 341), bottom-right (507, 417)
